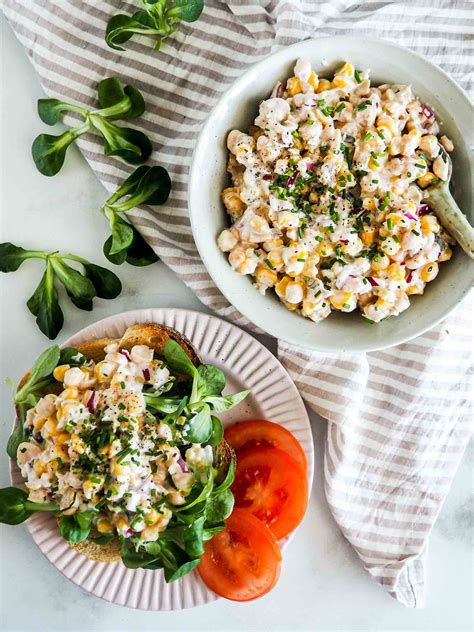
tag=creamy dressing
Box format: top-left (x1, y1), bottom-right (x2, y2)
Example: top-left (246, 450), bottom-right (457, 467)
top-left (17, 344), bottom-right (213, 542)
top-left (218, 60), bottom-right (455, 323)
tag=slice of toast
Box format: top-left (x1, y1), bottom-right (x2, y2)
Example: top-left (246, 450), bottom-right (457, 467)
top-left (21, 322), bottom-right (233, 564)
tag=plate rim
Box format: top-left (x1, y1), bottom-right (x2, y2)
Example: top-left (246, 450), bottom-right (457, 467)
top-left (189, 35), bottom-right (474, 353)
top-left (10, 307), bottom-right (314, 611)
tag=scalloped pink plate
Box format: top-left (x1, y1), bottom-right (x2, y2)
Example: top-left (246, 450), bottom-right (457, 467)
top-left (10, 308), bottom-right (314, 610)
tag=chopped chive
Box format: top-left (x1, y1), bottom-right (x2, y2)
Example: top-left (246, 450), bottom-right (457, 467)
top-left (392, 235), bottom-right (400, 243)
top-left (335, 102), bottom-right (346, 113)
top-left (415, 163), bottom-right (425, 169)
top-left (407, 171), bottom-right (412, 177)
top-left (354, 69), bottom-right (362, 83)
top-left (387, 218), bottom-right (393, 230)
top-left (343, 303), bottom-right (350, 309)
top-left (411, 229), bottom-right (420, 236)
top-left (377, 129), bottom-right (385, 139)
top-left (296, 258), bottom-right (306, 262)
top-left (264, 258), bottom-right (275, 270)
top-left (363, 132), bottom-right (372, 141)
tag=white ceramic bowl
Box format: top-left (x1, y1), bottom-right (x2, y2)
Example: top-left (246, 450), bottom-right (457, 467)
top-left (189, 37), bottom-right (473, 352)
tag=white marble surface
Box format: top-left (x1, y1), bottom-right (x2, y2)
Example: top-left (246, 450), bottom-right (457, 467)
top-left (0, 15), bottom-right (472, 632)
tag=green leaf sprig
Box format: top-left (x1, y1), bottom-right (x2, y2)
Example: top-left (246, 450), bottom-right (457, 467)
top-left (6, 345), bottom-right (86, 459)
top-left (0, 242), bottom-right (122, 339)
top-left (0, 487), bottom-right (59, 525)
top-left (32, 77), bottom-right (152, 176)
top-left (144, 340), bottom-right (250, 444)
top-left (101, 165), bottom-right (171, 266)
top-left (106, 0), bottom-right (204, 52)
top-left (119, 456), bottom-right (235, 582)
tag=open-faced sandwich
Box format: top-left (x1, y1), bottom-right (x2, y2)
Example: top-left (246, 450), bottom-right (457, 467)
top-left (0, 323), bottom-right (246, 582)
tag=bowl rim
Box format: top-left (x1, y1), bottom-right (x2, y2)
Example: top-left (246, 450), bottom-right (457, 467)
top-left (189, 35), bottom-right (474, 353)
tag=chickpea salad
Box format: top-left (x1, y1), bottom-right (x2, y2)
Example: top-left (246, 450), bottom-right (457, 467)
top-left (1, 339), bottom-right (248, 582)
top-left (218, 59), bottom-right (455, 323)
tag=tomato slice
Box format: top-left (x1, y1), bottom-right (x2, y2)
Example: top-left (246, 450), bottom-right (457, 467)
top-left (232, 446), bottom-right (308, 540)
top-left (198, 509), bottom-right (281, 601)
top-left (225, 419), bottom-right (307, 471)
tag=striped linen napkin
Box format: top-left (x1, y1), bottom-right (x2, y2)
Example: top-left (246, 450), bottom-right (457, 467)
top-left (2, 0), bottom-right (473, 608)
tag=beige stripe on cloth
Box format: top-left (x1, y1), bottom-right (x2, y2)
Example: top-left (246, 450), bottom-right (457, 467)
top-left (2, 0), bottom-right (472, 608)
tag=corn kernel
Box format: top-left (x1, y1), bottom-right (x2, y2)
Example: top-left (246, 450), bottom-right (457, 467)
top-left (421, 262), bottom-right (439, 282)
top-left (387, 263), bottom-right (405, 281)
top-left (417, 172), bottom-right (437, 188)
top-left (53, 365), bottom-right (70, 382)
top-left (316, 78), bottom-right (331, 93)
top-left (266, 249), bottom-right (284, 270)
top-left (275, 275), bottom-right (291, 299)
top-left (287, 76), bottom-right (302, 96)
top-left (371, 254), bottom-right (390, 271)
top-left (317, 242), bottom-right (335, 257)
top-left (386, 213), bottom-right (403, 228)
top-left (407, 284), bottom-right (424, 295)
top-left (332, 77), bottom-right (348, 88)
top-left (222, 187), bottom-right (246, 214)
top-left (285, 280), bottom-right (305, 304)
top-left (56, 432), bottom-right (71, 445)
top-left (33, 416), bottom-right (48, 432)
top-left (60, 387), bottom-right (79, 401)
top-left (438, 245), bottom-right (452, 262)
top-left (144, 509), bottom-right (160, 525)
top-left (97, 518), bottom-right (114, 533)
top-left (34, 460), bottom-right (45, 476)
top-left (115, 517), bottom-right (129, 531)
top-left (308, 71), bottom-right (319, 90)
top-left (330, 291), bottom-right (353, 310)
top-left (376, 118), bottom-right (397, 136)
top-left (43, 417), bottom-right (58, 437)
top-left (368, 156), bottom-right (379, 171)
top-left (255, 265), bottom-right (278, 287)
top-left (83, 480), bottom-right (96, 497)
top-left (337, 62), bottom-right (354, 77)
top-left (421, 214), bottom-right (440, 234)
top-left (70, 433), bottom-right (85, 455)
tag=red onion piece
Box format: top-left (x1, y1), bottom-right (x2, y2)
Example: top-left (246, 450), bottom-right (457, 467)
top-left (143, 368), bottom-right (150, 381)
top-left (406, 272), bottom-right (413, 283)
top-left (177, 458), bottom-right (190, 473)
top-left (263, 174), bottom-right (272, 181)
top-left (86, 391), bottom-right (96, 414)
top-left (341, 239), bottom-right (349, 244)
top-left (121, 349), bottom-right (131, 361)
top-left (418, 204), bottom-right (430, 216)
top-left (422, 105), bottom-right (434, 119)
top-left (404, 212), bottom-right (417, 221)
top-left (367, 277), bottom-right (379, 287)
top-left (306, 162), bottom-right (315, 172)
top-left (287, 170), bottom-right (299, 188)
top-left (124, 528), bottom-right (134, 538)
top-left (272, 81), bottom-right (284, 98)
